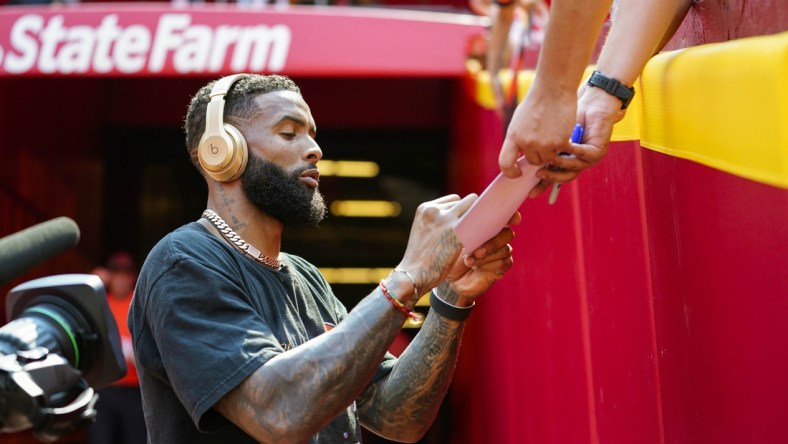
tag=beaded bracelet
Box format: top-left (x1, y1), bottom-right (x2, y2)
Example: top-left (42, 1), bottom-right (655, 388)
top-left (379, 280), bottom-right (421, 323)
top-left (429, 290), bottom-right (474, 321)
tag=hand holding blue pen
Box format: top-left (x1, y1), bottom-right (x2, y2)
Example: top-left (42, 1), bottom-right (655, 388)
top-left (547, 123), bottom-right (584, 205)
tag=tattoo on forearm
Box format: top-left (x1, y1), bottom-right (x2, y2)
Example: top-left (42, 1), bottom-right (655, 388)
top-left (414, 231), bottom-right (460, 303)
top-left (438, 282), bottom-right (462, 305)
top-left (216, 290), bottom-right (407, 443)
top-left (359, 312), bottom-right (464, 439)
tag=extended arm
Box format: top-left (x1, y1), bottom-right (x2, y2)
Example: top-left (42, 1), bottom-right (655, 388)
top-left (501, 0), bottom-right (692, 198)
top-left (596, 0), bottom-right (691, 86)
top-left (542, 0), bottom-right (692, 180)
top-left (499, 0), bottom-right (613, 177)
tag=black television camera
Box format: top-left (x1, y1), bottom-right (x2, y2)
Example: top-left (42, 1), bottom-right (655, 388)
top-left (0, 218), bottom-right (127, 442)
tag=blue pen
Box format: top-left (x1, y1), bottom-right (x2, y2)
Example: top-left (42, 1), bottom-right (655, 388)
top-left (548, 123), bottom-right (584, 205)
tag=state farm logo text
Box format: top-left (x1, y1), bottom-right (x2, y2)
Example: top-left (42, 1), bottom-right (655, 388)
top-left (0, 13), bottom-right (291, 74)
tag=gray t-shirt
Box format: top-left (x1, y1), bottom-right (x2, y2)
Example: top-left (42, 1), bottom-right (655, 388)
top-left (129, 222), bottom-right (395, 443)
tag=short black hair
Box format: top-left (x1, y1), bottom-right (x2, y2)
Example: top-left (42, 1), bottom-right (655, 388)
top-left (184, 74), bottom-right (301, 171)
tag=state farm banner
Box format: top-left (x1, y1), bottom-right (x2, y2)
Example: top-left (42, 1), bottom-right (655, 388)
top-left (0, 5), bottom-right (486, 77)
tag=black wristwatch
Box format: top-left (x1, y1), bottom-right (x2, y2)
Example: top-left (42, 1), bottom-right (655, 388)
top-left (587, 71), bottom-right (635, 109)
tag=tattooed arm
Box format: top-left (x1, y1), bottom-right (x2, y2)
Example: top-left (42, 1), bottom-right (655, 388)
top-left (358, 213), bottom-right (519, 442)
top-left (213, 195), bottom-right (475, 443)
top-left (357, 297), bottom-right (466, 442)
top-left (215, 281), bottom-right (418, 443)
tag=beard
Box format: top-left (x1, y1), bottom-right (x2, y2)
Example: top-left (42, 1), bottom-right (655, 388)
top-left (241, 151), bottom-right (327, 226)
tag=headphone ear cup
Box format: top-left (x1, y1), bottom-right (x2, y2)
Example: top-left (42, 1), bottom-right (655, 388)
top-left (198, 124), bottom-right (248, 182)
top-left (222, 123), bottom-right (249, 181)
top-left (198, 132), bottom-right (230, 177)
top-left (198, 73), bottom-right (250, 182)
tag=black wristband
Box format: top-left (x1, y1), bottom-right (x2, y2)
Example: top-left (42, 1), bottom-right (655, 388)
top-left (429, 290), bottom-right (474, 321)
top-left (587, 70), bottom-right (635, 109)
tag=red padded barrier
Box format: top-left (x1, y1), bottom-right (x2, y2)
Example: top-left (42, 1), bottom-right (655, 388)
top-left (447, 115), bottom-right (788, 443)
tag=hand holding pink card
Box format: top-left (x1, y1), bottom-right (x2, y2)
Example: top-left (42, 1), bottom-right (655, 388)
top-left (453, 157), bottom-right (541, 253)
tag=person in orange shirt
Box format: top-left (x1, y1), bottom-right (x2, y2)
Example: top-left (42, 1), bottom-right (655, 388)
top-left (89, 251), bottom-right (147, 444)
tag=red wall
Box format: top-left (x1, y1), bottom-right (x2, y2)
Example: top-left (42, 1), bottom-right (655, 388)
top-left (444, 1), bottom-right (788, 441)
top-left (448, 117), bottom-right (788, 443)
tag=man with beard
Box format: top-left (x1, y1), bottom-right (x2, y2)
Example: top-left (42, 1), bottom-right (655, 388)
top-left (129, 73), bottom-right (516, 443)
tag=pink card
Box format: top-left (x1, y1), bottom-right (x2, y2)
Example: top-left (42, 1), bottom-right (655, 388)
top-left (454, 157), bottom-right (540, 252)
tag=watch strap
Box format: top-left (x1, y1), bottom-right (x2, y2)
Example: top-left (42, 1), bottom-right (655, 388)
top-left (429, 290), bottom-right (474, 321)
top-left (587, 70), bottom-right (635, 109)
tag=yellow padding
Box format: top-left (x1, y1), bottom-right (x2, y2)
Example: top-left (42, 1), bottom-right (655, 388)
top-left (470, 66), bottom-right (535, 109)
top-left (470, 63), bottom-right (640, 141)
top-left (639, 32), bottom-right (788, 189)
top-left (470, 31), bottom-right (788, 189)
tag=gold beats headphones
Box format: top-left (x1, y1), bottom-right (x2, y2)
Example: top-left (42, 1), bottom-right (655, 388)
top-left (198, 74), bottom-right (250, 182)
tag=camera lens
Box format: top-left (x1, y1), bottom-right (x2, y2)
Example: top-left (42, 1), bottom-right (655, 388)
top-left (0, 297), bottom-right (91, 371)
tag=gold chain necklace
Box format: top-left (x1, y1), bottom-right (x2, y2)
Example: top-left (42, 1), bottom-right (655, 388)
top-left (201, 209), bottom-right (281, 270)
